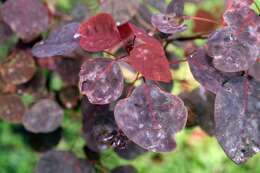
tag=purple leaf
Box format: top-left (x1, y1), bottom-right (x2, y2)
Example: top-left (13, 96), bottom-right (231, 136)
top-left (100, 0), bottom-right (140, 24)
top-left (0, 0), bottom-right (49, 42)
top-left (215, 77), bottom-right (260, 164)
top-left (206, 27), bottom-right (258, 72)
top-left (32, 22), bottom-right (80, 58)
top-left (166, 0), bottom-right (184, 16)
top-left (36, 150), bottom-right (94, 173)
top-left (79, 58), bottom-right (124, 105)
top-left (151, 13), bottom-right (187, 34)
top-left (23, 99), bottom-right (64, 133)
top-left (188, 48), bottom-right (238, 94)
top-left (114, 83), bottom-right (187, 152)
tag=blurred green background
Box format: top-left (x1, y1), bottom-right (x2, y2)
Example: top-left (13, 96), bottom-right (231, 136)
top-left (0, 0), bottom-right (260, 173)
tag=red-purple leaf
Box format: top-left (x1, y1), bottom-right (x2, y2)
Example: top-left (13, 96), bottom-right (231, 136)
top-left (23, 99), bottom-right (64, 133)
top-left (0, 50), bottom-right (36, 85)
top-left (79, 58), bottom-right (124, 104)
top-left (0, 94), bottom-right (25, 123)
top-left (79, 13), bottom-right (121, 52)
top-left (114, 83), bottom-right (187, 152)
top-left (117, 22), bottom-right (163, 52)
top-left (215, 77), bottom-right (260, 164)
top-left (126, 44), bottom-right (172, 82)
top-left (0, 0), bottom-right (49, 42)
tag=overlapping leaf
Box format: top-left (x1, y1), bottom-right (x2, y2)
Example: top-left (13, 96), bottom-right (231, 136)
top-left (0, 50), bottom-right (36, 85)
top-left (206, 27), bottom-right (258, 72)
top-left (32, 22), bottom-right (80, 58)
top-left (188, 48), bottom-right (236, 94)
top-left (151, 0), bottom-right (186, 34)
top-left (215, 77), bottom-right (260, 164)
top-left (23, 99), bottom-right (64, 133)
top-left (0, 0), bottom-right (49, 41)
top-left (36, 150), bottom-right (94, 173)
top-left (79, 13), bottom-right (121, 52)
top-left (100, 0), bottom-right (140, 24)
top-left (114, 83), bottom-right (187, 152)
top-left (82, 97), bottom-right (117, 152)
top-left (0, 94), bottom-right (25, 123)
top-left (79, 58), bottom-right (124, 104)
top-left (126, 44), bottom-right (172, 82)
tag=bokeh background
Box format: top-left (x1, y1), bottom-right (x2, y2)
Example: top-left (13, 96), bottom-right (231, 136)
top-left (0, 0), bottom-right (260, 173)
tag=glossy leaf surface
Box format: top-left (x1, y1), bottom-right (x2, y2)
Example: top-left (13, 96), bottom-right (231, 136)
top-left (79, 13), bottom-right (121, 52)
top-left (215, 77), bottom-right (260, 164)
top-left (32, 22), bottom-right (80, 58)
top-left (79, 58), bottom-right (124, 104)
top-left (126, 44), bottom-right (172, 82)
top-left (114, 83), bottom-right (187, 152)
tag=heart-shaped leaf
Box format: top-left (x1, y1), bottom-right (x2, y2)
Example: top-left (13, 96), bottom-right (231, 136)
top-left (114, 83), bottom-right (187, 152)
top-left (79, 58), bottom-right (124, 104)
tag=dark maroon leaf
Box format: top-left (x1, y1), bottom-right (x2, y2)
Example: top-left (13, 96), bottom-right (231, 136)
top-left (0, 0), bottom-right (49, 41)
top-left (206, 27), bottom-right (258, 72)
top-left (215, 77), bottom-right (260, 164)
top-left (151, 13), bottom-right (187, 34)
top-left (114, 83), bottom-right (187, 152)
top-left (82, 97), bottom-right (117, 152)
top-left (15, 127), bottom-right (62, 152)
top-left (0, 50), bottom-right (36, 85)
top-left (188, 48), bottom-right (235, 94)
top-left (115, 141), bottom-right (146, 160)
top-left (17, 70), bottom-right (47, 98)
top-left (55, 58), bottom-right (82, 86)
top-left (32, 22), bottom-right (80, 58)
top-left (180, 87), bottom-right (215, 135)
top-left (0, 94), bottom-right (25, 123)
top-left (100, 0), bottom-right (140, 24)
top-left (58, 86), bottom-right (80, 109)
top-left (23, 99), bottom-right (64, 133)
top-left (111, 165), bottom-right (138, 173)
top-left (166, 0), bottom-right (184, 16)
top-left (83, 145), bottom-right (100, 162)
top-left (36, 150), bottom-right (94, 173)
top-left (0, 19), bottom-right (12, 43)
top-left (79, 58), bottom-right (124, 104)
